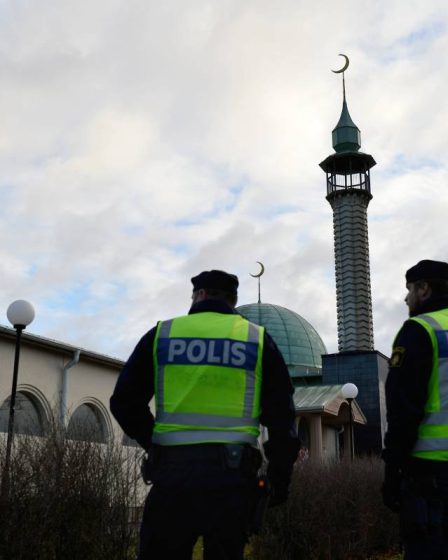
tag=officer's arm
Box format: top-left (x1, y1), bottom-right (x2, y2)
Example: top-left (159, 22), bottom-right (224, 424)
top-left (110, 327), bottom-right (157, 451)
top-left (260, 332), bottom-right (299, 498)
top-left (383, 320), bottom-right (432, 469)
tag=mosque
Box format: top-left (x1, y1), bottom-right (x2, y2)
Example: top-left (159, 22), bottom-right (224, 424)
top-left (0, 303), bottom-right (367, 462)
top-left (0, 58), bottom-right (387, 461)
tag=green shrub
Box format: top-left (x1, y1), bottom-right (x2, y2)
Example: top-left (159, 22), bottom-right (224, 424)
top-left (249, 456), bottom-right (400, 560)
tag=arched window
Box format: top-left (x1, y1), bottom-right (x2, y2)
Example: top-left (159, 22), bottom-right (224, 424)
top-left (0, 391), bottom-right (46, 436)
top-left (67, 404), bottom-right (107, 443)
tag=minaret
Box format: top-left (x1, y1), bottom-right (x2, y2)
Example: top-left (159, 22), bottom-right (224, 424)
top-left (320, 57), bottom-right (388, 455)
top-left (320, 62), bottom-right (376, 352)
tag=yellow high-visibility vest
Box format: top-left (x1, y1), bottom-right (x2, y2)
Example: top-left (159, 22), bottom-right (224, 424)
top-left (152, 312), bottom-right (264, 446)
top-left (408, 309), bottom-right (448, 461)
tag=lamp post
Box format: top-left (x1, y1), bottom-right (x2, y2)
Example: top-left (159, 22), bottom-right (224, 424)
top-left (341, 382), bottom-right (358, 461)
top-left (1, 300), bottom-right (35, 501)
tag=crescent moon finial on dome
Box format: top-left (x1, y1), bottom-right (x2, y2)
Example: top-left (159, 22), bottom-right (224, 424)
top-left (250, 261), bottom-right (265, 278)
top-left (331, 53), bottom-right (349, 74)
top-left (250, 262), bottom-right (264, 304)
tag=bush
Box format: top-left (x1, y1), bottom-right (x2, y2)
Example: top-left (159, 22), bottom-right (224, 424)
top-left (249, 456), bottom-right (400, 560)
top-left (0, 422), bottom-right (401, 560)
top-left (0, 415), bottom-right (141, 560)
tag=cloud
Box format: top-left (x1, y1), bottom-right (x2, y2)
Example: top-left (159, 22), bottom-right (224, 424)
top-left (0, 0), bottom-right (448, 363)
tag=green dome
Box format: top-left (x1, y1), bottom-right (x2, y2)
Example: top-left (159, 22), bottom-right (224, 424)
top-left (237, 303), bottom-right (327, 379)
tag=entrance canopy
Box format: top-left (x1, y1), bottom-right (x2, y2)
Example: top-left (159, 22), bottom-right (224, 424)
top-left (294, 384), bottom-right (366, 425)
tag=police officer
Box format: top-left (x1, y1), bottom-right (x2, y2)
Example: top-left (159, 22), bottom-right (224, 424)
top-left (110, 270), bottom-right (299, 560)
top-left (382, 260), bottom-right (448, 559)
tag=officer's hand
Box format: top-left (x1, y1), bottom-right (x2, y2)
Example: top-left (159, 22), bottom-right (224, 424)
top-left (382, 464), bottom-right (401, 513)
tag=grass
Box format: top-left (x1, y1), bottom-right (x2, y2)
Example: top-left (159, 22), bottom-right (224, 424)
top-left (192, 540), bottom-right (402, 560)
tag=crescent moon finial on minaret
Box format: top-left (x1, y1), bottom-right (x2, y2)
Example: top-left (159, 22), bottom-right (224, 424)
top-left (331, 53), bottom-right (349, 101)
top-left (331, 53), bottom-right (349, 74)
top-left (250, 261), bottom-right (265, 304)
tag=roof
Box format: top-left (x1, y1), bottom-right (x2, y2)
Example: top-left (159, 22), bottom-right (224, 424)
top-left (293, 384), bottom-right (366, 424)
top-left (319, 150), bottom-right (376, 174)
top-left (0, 325), bottom-right (125, 369)
top-left (237, 303), bottom-right (327, 378)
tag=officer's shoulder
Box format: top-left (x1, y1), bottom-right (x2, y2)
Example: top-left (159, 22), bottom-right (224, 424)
top-left (395, 318), bottom-right (431, 342)
top-left (137, 325), bottom-right (159, 346)
top-left (262, 329), bottom-right (282, 353)
top-left (390, 319), bottom-right (431, 367)
top-left (397, 318), bottom-right (427, 336)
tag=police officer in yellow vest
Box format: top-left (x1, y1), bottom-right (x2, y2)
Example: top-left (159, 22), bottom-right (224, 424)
top-left (110, 270), bottom-right (299, 560)
top-left (382, 260), bottom-right (448, 560)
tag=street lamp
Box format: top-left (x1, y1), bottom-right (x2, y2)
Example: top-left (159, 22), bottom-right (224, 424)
top-left (341, 382), bottom-right (358, 461)
top-left (1, 300), bottom-right (35, 500)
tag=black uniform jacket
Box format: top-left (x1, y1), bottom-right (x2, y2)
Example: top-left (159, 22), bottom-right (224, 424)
top-left (383, 294), bottom-right (448, 475)
top-left (110, 299), bottom-right (299, 487)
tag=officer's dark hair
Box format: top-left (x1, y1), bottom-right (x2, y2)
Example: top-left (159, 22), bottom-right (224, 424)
top-left (202, 288), bottom-right (238, 307)
top-left (415, 279), bottom-right (448, 296)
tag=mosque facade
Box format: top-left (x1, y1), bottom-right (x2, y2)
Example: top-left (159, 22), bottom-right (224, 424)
top-left (237, 303), bottom-right (366, 460)
top-left (0, 325), bottom-right (128, 447)
top-left (0, 305), bottom-right (365, 463)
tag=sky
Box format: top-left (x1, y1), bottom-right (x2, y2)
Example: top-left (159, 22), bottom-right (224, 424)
top-left (0, 0), bottom-right (448, 361)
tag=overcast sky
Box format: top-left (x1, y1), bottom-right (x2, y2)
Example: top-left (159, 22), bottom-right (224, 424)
top-left (0, 0), bottom-right (447, 361)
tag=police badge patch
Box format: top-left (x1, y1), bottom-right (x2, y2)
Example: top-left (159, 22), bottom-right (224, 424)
top-left (389, 346), bottom-right (406, 367)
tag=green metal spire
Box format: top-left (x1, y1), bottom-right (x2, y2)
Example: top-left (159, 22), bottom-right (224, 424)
top-left (332, 97), bottom-right (361, 153)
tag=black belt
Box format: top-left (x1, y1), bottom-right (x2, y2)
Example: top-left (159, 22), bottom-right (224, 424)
top-left (152, 443), bottom-right (261, 472)
top-left (153, 443), bottom-right (242, 462)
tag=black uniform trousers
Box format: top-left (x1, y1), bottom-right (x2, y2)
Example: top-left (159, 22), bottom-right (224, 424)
top-left (138, 446), bottom-right (256, 560)
top-left (400, 471), bottom-right (448, 560)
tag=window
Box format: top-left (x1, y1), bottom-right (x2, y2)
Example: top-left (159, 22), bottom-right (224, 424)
top-left (0, 391), bottom-right (46, 436)
top-left (67, 404), bottom-right (107, 443)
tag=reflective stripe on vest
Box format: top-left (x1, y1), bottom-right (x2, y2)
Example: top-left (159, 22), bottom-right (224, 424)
top-left (414, 438), bottom-right (448, 452)
top-left (418, 314), bottom-right (448, 411)
top-left (153, 430), bottom-right (258, 446)
top-left (421, 411), bottom-right (448, 425)
top-left (409, 311), bottom-right (448, 459)
top-left (152, 313), bottom-right (264, 446)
